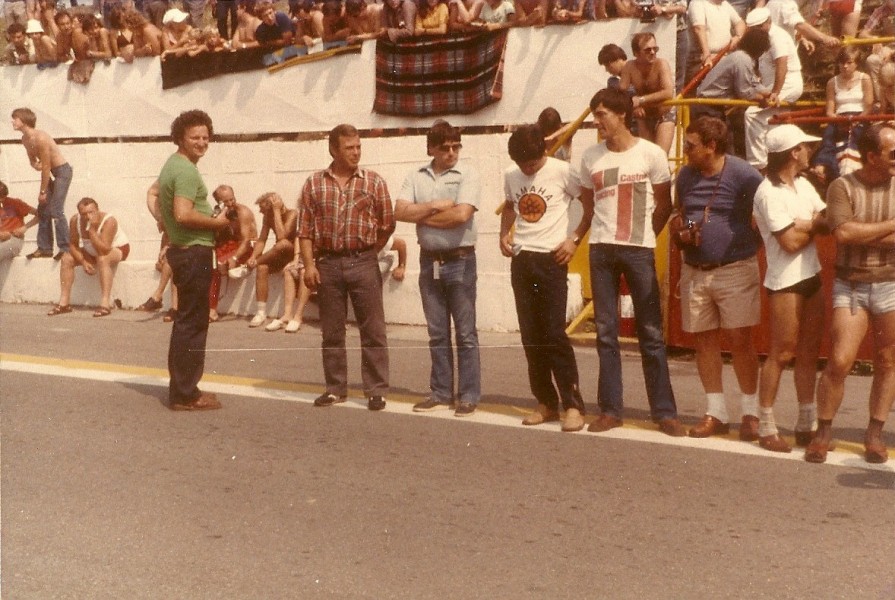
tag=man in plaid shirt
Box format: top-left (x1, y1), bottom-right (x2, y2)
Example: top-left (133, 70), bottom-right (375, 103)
top-left (298, 123), bottom-right (396, 411)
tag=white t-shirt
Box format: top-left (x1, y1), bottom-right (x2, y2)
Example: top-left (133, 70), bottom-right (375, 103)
top-left (753, 176), bottom-right (825, 290)
top-left (759, 24), bottom-right (803, 102)
top-left (503, 157), bottom-right (581, 253)
top-left (687, 0), bottom-right (742, 53)
top-left (578, 138), bottom-right (670, 249)
top-left (766, 0), bottom-right (805, 40)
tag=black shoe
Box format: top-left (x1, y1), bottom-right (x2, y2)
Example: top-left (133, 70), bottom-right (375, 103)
top-left (314, 393), bottom-right (347, 407)
top-left (53, 251), bottom-right (65, 261)
top-left (137, 297), bottom-right (163, 311)
top-left (412, 398), bottom-right (454, 412)
top-left (367, 395), bottom-right (386, 411)
top-left (26, 249), bottom-right (53, 259)
top-left (454, 401), bottom-right (476, 417)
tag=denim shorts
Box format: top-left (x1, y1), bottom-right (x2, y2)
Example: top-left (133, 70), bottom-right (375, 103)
top-left (832, 278), bottom-right (895, 316)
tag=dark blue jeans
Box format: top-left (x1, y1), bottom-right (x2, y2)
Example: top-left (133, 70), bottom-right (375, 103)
top-left (511, 251), bottom-right (583, 413)
top-left (317, 250), bottom-right (389, 397)
top-left (419, 251), bottom-right (481, 405)
top-left (166, 245), bottom-right (214, 403)
top-left (589, 243), bottom-right (677, 421)
top-left (215, 0), bottom-right (237, 38)
top-left (36, 163), bottom-right (72, 254)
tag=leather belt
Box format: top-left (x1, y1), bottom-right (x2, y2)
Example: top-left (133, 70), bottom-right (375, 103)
top-left (318, 247), bottom-right (374, 258)
top-left (420, 246), bottom-right (475, 263)
top-left (685, 259), bottom-right (738, 271)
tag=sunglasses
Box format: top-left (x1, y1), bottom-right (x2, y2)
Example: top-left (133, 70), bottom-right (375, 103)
top-left (641, 46), bottom-right (659, 54)
top-left (439, 143), bottom-right (463, 152)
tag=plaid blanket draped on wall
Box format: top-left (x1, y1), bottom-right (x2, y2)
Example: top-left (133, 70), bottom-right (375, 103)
top-left (374, 31), bottom-right (508, 116)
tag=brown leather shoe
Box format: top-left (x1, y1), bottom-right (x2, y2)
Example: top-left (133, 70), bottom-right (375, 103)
top-left (522, 404), bottom-right (560, 426)
top-left (658, 418), bottom-right (686, 437)
top-left (587, 413), bottom-right (623, 433)
top-left (759, 434), bottom-right (792, 453)
top-left (561, 408), bottom-right (585, 432)
top-left (688, 414), bottom-right (730, 438)
top-left (170, 392), bottom-right (222, 411)
top-left (804, 437), bottom-right (830, 463)
top-left (739, 415), bottom-right (760, 441)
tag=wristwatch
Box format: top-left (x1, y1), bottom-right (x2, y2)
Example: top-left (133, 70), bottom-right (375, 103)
top-left (572, 235), bottom-right (582, 245)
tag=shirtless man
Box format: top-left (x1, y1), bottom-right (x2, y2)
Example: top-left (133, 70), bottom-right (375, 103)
top-left (619, 32), bottom-right (675, 154)
top-left (515, 0), bottom-right (548, 25)
top-left (290, 0), bottom-right (324, 46)
top-left (345, 0), bottom-right (382, 43)
top-left (208, 184), bottom-right (258, 322)
top-left (12, 107), bottom-right (72, 260)
top-left (53, 9), bottom-right (77, 61)
top-left (247, 192), bottom-right (298, 328)
top-left (231, 0), bottom-right (261, 49)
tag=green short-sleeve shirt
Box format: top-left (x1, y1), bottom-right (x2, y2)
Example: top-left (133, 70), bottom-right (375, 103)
top-left (159, 152), bottom-right (214, 248)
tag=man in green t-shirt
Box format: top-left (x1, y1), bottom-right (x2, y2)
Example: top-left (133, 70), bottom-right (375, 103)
top-left (157, 110), bottom-right (229, 411)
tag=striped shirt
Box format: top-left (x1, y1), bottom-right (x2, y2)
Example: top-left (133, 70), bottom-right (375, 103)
top-left (826, 173), bottom-right (895, 283)
top-left (297, 165), bottom-right (395, 253)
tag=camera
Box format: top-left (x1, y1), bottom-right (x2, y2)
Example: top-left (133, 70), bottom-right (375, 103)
top-left (636, 0), bottom-right (655, 22)
top-left (212, 204), bottom-right (238, 220)
top-left (678, 218), bottom-right (702, 247)
top-left (212, 204), bottom-right (223, 217)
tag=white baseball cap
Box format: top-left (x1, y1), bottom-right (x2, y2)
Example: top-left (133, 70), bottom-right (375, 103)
top-left (26, 19), bottom-right (45, 34)
top-left (766, 124), bottom-right (822, 154)
top-left (163, 8), bottom-right (190, 24)
top-left (745, 7), bottom-right (771, 27)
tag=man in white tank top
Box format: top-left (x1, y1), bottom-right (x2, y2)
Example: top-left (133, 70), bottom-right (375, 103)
top-left (48, 197), bottom-right (130, 318)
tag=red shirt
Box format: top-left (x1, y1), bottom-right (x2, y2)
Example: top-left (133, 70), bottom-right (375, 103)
top-left (297, 166), bottom-right (395, 252)
top-left (0, 198), bottom-right (32, 233)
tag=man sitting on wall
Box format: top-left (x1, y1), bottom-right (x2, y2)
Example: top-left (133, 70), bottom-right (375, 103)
top-left (247, 192), bottom-right (297, 328)
top-left (209, 184), bottom-right (257, 322)
top-left (48, 197), bottom-right (130, 317)
top-left (0, 180), bottom-right (38, 262)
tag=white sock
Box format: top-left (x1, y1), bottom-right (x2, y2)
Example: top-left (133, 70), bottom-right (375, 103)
top-left (758, 406), bottom-right (778, 437)
top-left (740, 392), bottom-right (759, 418)
top-left (706, 393), bottom-right (728, 423)
top-left (255, 302), bottom-right (266, 316)
top-left (796, 402), bottom-right (817, 432)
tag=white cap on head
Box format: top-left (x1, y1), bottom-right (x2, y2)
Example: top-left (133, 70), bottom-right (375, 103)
top-left (766, 124), bottom-right (822, 154)
top-left (163, 8), bottom-right (190, 24)
top-left (745, 7), bottom-right (771, 27)
top-left (25, 19), bottom-right (45, 34)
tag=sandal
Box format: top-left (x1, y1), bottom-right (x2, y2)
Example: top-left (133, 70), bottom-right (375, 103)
top-left (163, 308), bottom-right (177, 323)
top-left (93, 306), bottom-right (112, 318)
top-left (47, 304), bottom-right (73, 316)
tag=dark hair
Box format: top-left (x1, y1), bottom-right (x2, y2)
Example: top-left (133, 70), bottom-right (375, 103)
top-left (77, 197), bottom-right (99, 210)
top-left (54, 9), bottom-right (72, 25)
top-left (630, 32), bottom-right (655, 55)
top-left (346, 0), bottom-right (366, 16)
top-left (417, 0), bottom-right (443, 21)
top-left (597, 42), bottom-right (626, 66)
top-left (170, 110), bottom-right (214, 145)
top-left (329, 123), bottom-right (359, 149)
top-left (686, 116), bottom-right (728, 155)
top-left (738, 27), bottom-right (770, 61)
top-left (537, 107), bottom-right (562, 136)
top-left (836, 45), bottom-right (861, 67)
top-left (765, 149), bottom-right (792, 186)
top-left (238, 0), bottom-right (256, 12)
top-left (589, 87), bottom-right (632, 124)
top-left (426, 120), bottom-right (460, 148)
top-left (857, 122), bottom-right (895, 162)
top-left (0, 181), bottom-right (8, 197)
top-left (7, 22), bottom-right (25, 36)
top-left (109, 4), bottom-right (129, 29)
top-left (11, 107), bottom-right (36, 128)
top-left (322, 0), bottom-right (342, 17)
top-left (78, 13), bottom-right (101, 32)
top-left (508, 124), bottom-right (546, 163)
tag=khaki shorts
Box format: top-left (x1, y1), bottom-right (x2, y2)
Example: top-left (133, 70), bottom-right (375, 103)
top-left (679, 256), bottom-right (761, 333)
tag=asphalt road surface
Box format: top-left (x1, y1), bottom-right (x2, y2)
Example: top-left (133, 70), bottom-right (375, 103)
top-left (1, 303), bottom-right (893, 599)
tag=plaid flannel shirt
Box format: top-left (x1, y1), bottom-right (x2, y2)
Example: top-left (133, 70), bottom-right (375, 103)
top-left (298, 165), bottom-right (395, 253)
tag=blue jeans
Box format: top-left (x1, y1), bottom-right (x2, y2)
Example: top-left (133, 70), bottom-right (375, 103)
top-left (166, 245), bottom-right (213, 403)
top-left (36, 163), bottom-right (72, 254)
top-left (589, 244), bottom-right (677, 421)
top-left (419, 251), bottom-right (481, 405)
top-left (317, 250), bottom-right (389, 397)
top-left (511, 251), bottom-right (584, 412)
top-left (215, 0), bottom-right (237, 38)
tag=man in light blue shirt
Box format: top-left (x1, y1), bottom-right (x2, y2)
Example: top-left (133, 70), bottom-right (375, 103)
top-left (395, 121), bottom-right (481, 418)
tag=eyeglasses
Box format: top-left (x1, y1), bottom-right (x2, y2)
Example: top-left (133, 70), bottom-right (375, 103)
top-left (439, 143), bottom-right (463, 152)
top-left (641, 46), bottom-right (659, 54)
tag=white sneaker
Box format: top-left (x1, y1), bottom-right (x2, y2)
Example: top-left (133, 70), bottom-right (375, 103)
top-left (285, 319), bottom-right (301, 333)
top-left (249, 313), bottom-right (266, 327)
top-left (265, 318), bottom-right (284, 332)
